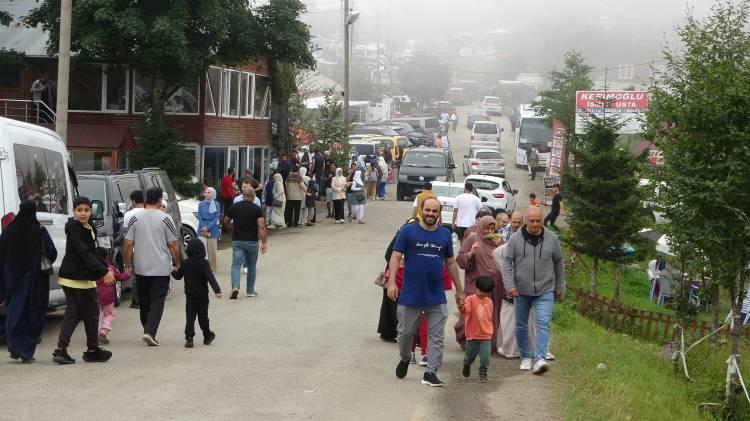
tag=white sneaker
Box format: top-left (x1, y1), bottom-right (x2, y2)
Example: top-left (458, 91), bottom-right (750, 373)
top-left (532, 359), bottom-right (550, 375)
top-left (546, 351), bottom-right (556, 361)
top-left (520, 358), bottom-right (532, 371)
top-left (242, 266), bottom-right (248, 274)
top-left (410, 351), bottom-right (417, 365)
top-left (418, 355), bottom-right (428, 366)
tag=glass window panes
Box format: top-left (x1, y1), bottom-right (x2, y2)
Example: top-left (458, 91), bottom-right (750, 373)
top-left (69, 63), bottom-right (103, 111)
top-left (78, 178), bottom-right (109, 215)
top-left (165, 84), bottom-right (200, 114)
top-left (133, 72), bottom-right (153, 112)
top-left (115, 176), bottom-right (143, 208)
top-left (13, 144), bottom-right (69, 214)
top-left (254, 76), bottom-right (269, 118)
top-left (228, 71), bottom-right (240, 116)
top-left (207, 67), bottom-right (222, 115)
top-left (241, 73), bottom-right (250, 116)
top-left (105, 65), bottom-right (127, 111)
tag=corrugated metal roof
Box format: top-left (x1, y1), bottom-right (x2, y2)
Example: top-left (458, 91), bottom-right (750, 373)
top-left (0, 1), bottom-right (51, 57)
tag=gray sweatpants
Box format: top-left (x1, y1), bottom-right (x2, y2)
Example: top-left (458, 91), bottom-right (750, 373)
top-left (397, 304), bottom-right (448, 374)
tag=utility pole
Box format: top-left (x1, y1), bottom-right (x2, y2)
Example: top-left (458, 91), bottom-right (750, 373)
top-left (55, 0), bottom-right (72, 145)
top-left (343, 0), bottom-right (350, 125)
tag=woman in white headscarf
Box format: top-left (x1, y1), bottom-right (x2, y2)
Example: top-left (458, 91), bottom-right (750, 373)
top-left (349, 169), bottom-right (365, 224)
top-left (331, 167), bottom-right (347, 224)
top-left (298, 167), bottom-right (310, 226)
top-left (270, 173), bottom-right (286, 229)
top-left (197, 187), bottom-right (220, 270)
top-left (377, 156), bottom-right (388, 200)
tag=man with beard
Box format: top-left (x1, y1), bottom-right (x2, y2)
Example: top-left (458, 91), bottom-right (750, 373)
top-left (387, 197), bottom-right (465, 387)
top-left (504, 211), bottom-right (523, 243)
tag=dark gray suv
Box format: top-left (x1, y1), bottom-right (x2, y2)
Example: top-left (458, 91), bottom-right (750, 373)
top-left (396, 147), bottom-right (456, 201)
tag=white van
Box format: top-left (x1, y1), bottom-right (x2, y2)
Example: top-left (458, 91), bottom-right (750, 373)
top-left (470, 121), bottom-right (502, 152)
top-left (0, 117), bottom-right (77, 311)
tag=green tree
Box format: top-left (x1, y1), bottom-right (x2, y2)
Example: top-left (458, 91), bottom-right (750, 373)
top-left (644, 1), bottom-right (750, 413)
top-left (0, 10), bottom-right (11, 26)
top-left (533, 50), bottom-right (593, 170)
top-left (255, 0), bottom-right (315, 156)
top-left (397, 52), bottom-right (451, 109)
top-left (309, 89), bottom-right (348, 169)
top-left (564, 115), bottom-right (647, 294)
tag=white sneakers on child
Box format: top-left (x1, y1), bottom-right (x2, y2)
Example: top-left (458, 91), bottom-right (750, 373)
top-left (532, 359), bottom-right (550, 375)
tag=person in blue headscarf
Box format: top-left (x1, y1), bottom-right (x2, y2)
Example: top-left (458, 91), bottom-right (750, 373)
top-left (0, 200), bottom-right (57, 362)
top-left (198, 187), bottom-right (220, 272)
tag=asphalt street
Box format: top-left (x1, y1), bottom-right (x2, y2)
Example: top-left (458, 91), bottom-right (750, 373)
top-left (0, 104), bottom-right (561, 420)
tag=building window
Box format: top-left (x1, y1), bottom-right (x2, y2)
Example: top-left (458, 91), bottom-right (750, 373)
top-left (206, 67), bottom-right (222, 116)
top-left (133, 72), bottom-right (199, 114)
top-left (254, 75), bottom-right (271, 118)
top-left (70, 150), bottom-right (113, 171)
top-left (69, 63), bottom-right (128, 112)
top-left (241, 72), bottom-right (252, 117)
top-left (618, 64), bottom-right (634, 80)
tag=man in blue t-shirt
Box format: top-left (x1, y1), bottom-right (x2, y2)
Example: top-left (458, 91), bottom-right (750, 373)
top-left (387, 197), bottom-right (464, 387)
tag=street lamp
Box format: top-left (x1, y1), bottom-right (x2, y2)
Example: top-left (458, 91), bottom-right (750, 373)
top-left (343, 4), bottom-right (360, 126)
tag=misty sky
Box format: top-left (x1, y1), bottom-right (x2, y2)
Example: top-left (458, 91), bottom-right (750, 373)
top-left (302, 0), bottom-right (719, 77)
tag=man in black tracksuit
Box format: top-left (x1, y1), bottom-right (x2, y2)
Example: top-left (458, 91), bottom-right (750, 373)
top-left (172, 239), bottom-right (222, 348)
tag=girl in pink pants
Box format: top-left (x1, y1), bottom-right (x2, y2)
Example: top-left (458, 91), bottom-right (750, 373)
top-left (95, 248), bottom-right (129, 344)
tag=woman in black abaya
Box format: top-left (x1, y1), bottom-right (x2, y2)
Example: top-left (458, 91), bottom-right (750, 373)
top-left (0, 200), bottom-right (57, 362)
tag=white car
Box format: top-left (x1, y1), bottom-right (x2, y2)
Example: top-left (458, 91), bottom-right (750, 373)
top-left (176, 192), bottom-right (200, 246)
top-left (426, 181), bottom-right (481, 228)
top-left (480, 96), bottom-right (503, 115)
top-left (464, 175), bottom-right (518, 214)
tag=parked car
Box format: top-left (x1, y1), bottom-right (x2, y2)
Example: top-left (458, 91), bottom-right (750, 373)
top-left (464, 174), bottom-right (518, 214)
top-left (466, 109), bottom-right (490, 129)
top-left (445, 87), bottom-right (467, 105)
top-left (463, 149), bottom-right (505, 177)
top-left (349, 139), bottom-right (380, 164)
top-left (480, 96), bottom-right (503, 115)
top-left (175, 191), bottom-right (200, 246)
top-left (350, 125), bottom-right (399, 137)
top-left (0, 117), bottom-right (78, 313)
top-left (470, 121), bottom-right (503, 152)
top-left (389, 115), bottom-right (441, 134)
top-left (429, 181), bottom-right (480, 228)
top-left (396, 147), bottom-right (456, 201)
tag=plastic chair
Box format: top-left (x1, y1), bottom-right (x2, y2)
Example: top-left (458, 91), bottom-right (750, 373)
top-left (657, 273), bottom-right (674, 306)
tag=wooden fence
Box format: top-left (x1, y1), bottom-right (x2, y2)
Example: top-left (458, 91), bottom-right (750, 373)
top-left (573, 288), bottom-right (749, 343)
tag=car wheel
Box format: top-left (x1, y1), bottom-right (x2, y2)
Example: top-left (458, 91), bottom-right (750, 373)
top-left (182, 225), bottom-right (197, 248)
top-left (397, 187), bottom-right (405, 201)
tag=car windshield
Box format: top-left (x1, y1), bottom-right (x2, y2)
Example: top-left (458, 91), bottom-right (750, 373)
top-left (519, 118), bottom-right (552, 145)
top-left (474, 123), bottom-right (498, 134)
top-left (432, 185), bottom-right (463, 197)
top-left (351, 143), bottom-right (377, 155)
top-left (468, 179), bottom-right (500, 190)
top-left (476, 151), bottom-right (502, 159)
top-left (402, 151), bottom-right (446, 168)
top-left (484, 97), bottom-right (500, 104)
top-left (424, 118), bottom-right (440, 129)
top-left (78, 178), bottom-right (108, 214)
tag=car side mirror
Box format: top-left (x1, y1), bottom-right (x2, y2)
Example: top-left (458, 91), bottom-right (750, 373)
top-left (91, 199), bottom-right (105, 227)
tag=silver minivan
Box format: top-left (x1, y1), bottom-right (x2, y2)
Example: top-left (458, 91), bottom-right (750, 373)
top-left (470, 121), bottom-right (503, 152)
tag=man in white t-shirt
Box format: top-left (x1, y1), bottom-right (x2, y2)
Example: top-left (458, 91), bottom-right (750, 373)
top-left (452, 182), bottom-right (482, 243)
top-left (122, 190), bottom-right (145, 308)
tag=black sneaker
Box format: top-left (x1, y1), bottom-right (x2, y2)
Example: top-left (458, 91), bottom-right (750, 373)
top-left (421, 372), bottom-right (445, 387)
top-left (82, 347), bottom-right (112, 362)
top-left (52, 349), bottom-right (75, 365)
top-left (185, 339), bottom-right (194, 348)
top-left (396, 359), bottom-right (409, 379)
top-left (230, 289), bottom-right (239, 300)
top-left (203, 332), bottom-right (216, 345)
top-left (462, 364), bottom-right (471, 378)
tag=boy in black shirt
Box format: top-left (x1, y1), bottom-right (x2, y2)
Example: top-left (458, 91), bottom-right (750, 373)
top-left (543, 184), bottom-right (564, 230)
top-left (172, 239), bottom-right (222, 348)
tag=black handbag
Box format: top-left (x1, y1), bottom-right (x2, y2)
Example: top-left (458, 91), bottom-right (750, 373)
top-left (40, 228), bottom-right (53, 275)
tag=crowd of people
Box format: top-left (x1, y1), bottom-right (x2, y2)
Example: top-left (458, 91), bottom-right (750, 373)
top-left (0, 181), bottom-right (269, 363)
top-left (378, 184), bottom-right (565, 386)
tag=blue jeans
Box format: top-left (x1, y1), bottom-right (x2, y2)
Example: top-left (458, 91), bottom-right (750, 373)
top-left (515, 291), bottom-right (554, 360)
top-left (377, 181), bottom-right (386, 198)
top-left (231, 241), bottom-right (259, 293)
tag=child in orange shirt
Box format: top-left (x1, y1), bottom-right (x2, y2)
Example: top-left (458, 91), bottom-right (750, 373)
top-left (529, 193), bottom-right (538, 207)
top-left (460, 276), bottom-right (495, 383)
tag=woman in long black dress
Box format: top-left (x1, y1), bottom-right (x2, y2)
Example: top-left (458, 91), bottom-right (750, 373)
top-left (377, 218), bottom-right (418, 342)
top-left (0, 200), bottom-right (57, 362)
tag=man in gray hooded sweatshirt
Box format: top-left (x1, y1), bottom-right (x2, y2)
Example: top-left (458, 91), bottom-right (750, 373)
top-left (501, 206), bottom-right (564, 375)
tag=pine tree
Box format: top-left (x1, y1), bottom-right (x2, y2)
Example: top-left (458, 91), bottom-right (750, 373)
top-left (564, 115), bottom-right (647, 294)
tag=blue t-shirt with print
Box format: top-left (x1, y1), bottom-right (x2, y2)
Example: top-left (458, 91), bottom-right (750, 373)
top-left (393, 223), bottom-right (453, 307)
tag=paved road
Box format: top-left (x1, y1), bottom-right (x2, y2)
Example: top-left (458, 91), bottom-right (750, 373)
top-left (0, 104), bottom-right (560, 420)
